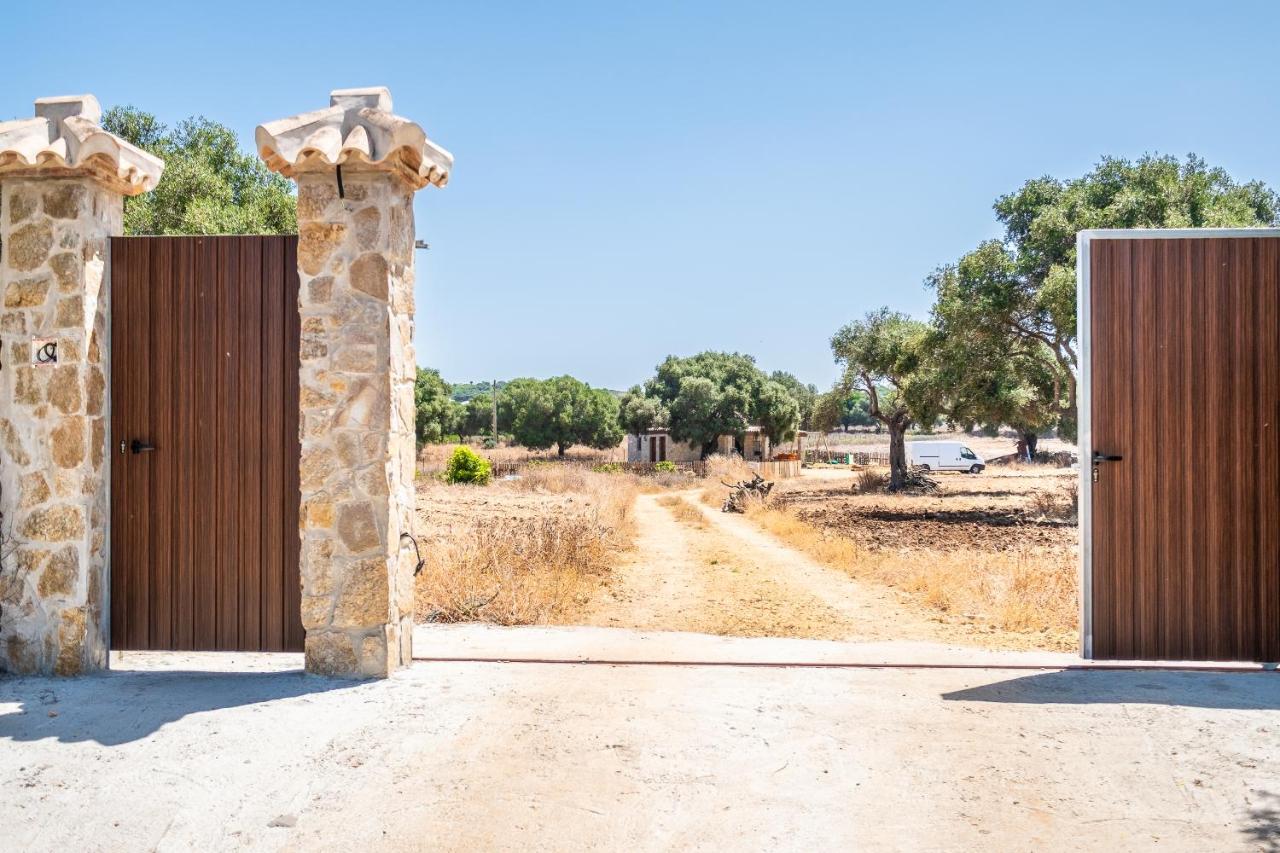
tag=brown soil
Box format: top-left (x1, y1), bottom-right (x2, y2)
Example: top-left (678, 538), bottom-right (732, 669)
top-left (774, 469), bottom-right (1077, 552)
top-left (573, 489), bottom-right (1029, 648)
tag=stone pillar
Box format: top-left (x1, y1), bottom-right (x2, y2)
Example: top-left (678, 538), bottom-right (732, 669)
top-left (257, 88), bottom-right (452, 678)
top-left (0, 96), bottom-right (163, 674)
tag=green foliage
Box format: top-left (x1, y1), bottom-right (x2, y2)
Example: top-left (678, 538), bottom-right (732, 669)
top-left (461, 393), bottom-right (498, 438)
top-left (640, 352), bottom-right (801, 454)
top-left (653, 460), bottom-right (678, 473)
top-left (593, 462), bottom-right (625, 474)
top-left (507, 376), bottom-right (625, 456)
top-left (415, 368), bottom-right (463, 445)
top-left (812, 388), bottom-right (875, 434)
top-left (444, 446), bottom-right (492, 485)
top-left (930, 153), bottom-right (1278, 438)
top-left (102, 106), bottom-right (296, 236)
top-left (769, 371), bottom-right (818, 430)
top-left (831, 308), bottom-right (933, 488)
top-left (811, 389), bottom-right (842, 434)
top-left (840, 390), bottom-right (875, 430)
top-left (451, 380), bottom-right (507, 402)
top-left (755, 380), bottom-right (803, 445)
top-left (618, 385), bottom-right (667, 436)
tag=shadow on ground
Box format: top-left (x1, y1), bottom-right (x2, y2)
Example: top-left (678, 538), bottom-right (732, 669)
top-left (942, 669), bottom-right (1280, 710)
top-left (1243, 791), bottom-right (1280, 852)
top-left (0, 669), bottom-right (358, 746)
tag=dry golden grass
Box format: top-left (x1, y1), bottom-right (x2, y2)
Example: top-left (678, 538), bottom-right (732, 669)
top-left (855, 467), bottom-right (889, 493)
top-left (418, 441), bottom-right (625, 474)
top-left (741, 499), bottom-right (1077, 650)
top-left (415, 468), bottom-right (639, 625)
top-left (698, 454), bottom-right (757, 507)
top-left (656, 495), bottom-right (708, 527)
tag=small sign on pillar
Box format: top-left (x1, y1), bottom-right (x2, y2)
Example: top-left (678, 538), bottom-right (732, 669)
top-left (31, 338), bottom-right (58, 366)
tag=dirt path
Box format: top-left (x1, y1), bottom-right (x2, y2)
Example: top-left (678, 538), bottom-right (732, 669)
top-left (576, 491), bottom-right (972, 645)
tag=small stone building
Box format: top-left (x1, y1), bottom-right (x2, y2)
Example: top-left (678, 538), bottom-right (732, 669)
top-left (626, 426), bottom-right (771, 463)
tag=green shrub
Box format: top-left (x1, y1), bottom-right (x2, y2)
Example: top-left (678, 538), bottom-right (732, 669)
top-left (592, 462), bottom-right (624, 474)
top-left (444, 446), bottom-right (492, 485)
top-left (654, 460), bottom-right (678, 473)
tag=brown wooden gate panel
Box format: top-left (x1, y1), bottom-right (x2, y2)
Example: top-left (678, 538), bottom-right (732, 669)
top-left (1089, 235), bottom-right (1280, 662)
top-left (110, 236), bottom-right (303, 652)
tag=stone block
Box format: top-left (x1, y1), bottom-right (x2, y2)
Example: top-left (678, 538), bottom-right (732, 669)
top-left (43, 184), bottom-right (87, 220)
top-left (4, 275), bottom-right (50, 308)
top-left (350, 253), bottom-right (389, 300)
top-left (9, 189), bottom-right (38, 224)
top-left (18, 472), bottom-right (50, 509)
top-left (38, 546), bottom-right (79, 598)
top-left (47, 365), bottom-right (81, 414)
top-left (334, 558), bottom-right (391, 628)
top-left (20, 505), bottom-right (85, 541)
top-left (336, 502), bottom-right (381, 553)
top-left (304, 631), bottom-right (359, 677)
top-left (50, 418), bottom-right (86, 468)
top-left (6, 220), bottom-right (53, 271)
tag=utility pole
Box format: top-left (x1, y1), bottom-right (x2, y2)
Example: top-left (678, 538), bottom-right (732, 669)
top-left (491, 379), bottom-right (499, 445)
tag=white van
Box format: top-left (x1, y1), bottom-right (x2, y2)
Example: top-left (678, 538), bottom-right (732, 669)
top-left (907, 441), bottom-right (985, 474)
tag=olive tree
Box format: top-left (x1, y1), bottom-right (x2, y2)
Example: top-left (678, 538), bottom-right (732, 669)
top-left (509, 376), bottom-right (624, 456)
top-left (933, 154), bottom-right (1279, 442)
top-left (641, 352), bottom-right (800, 456)
top-left (830, 309), bottom-right (935, 490)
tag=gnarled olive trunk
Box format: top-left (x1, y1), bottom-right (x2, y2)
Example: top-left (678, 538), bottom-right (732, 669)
top-left (887, 422), bottom-right (908, 491)
top-left (1021, 431), bottom-right (1039, 460)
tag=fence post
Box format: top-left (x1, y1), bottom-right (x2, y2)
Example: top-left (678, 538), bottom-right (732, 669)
top-left (257, 88), bottom-right (452, 678)
top-left (0, 95), bottom-right (163, 674)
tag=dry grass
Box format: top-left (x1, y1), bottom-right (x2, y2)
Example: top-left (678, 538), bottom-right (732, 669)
top-left (698, 454), bottom-right (757, 507)
top-left (741, 497), bottom-right (1077, 649)
top-left (415, 467), bottom-right (639, 625)
top-left (418, 441), bottom-right (625, 474)
top-left (855, 467), bottom-right (889, 493)
top-left (657, 495), bottom-right (708, 527)
top-left (1022, 477), bottom-right (1080, 522)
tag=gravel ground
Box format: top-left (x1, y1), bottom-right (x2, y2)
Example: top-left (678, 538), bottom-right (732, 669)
top-left (2, 625), bottom-right (1278, 852)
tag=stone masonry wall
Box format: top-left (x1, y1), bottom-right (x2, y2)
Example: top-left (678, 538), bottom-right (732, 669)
top-left (294, 172), bottom-right (417, 678)
top-left (0, 177), bottom-right (117, 675)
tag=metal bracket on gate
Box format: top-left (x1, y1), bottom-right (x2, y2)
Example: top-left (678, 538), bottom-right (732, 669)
top-left (401, 532), bottom-right (425, 576)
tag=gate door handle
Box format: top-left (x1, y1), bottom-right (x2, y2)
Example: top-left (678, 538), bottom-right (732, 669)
top-left (1092, 451), bottom-right (1123, 464)
top-left (130, 439), bottom-right (156, 454)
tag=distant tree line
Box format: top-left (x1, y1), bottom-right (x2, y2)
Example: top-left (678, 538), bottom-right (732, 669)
top-left (416, 373), bottom-right (624, 456)
top-left (618, 352), bottom-right (803, 456)
top-left (418, 352), bottom-right (820, 459)
top-left (829, 153), bottom-right (1280, 490)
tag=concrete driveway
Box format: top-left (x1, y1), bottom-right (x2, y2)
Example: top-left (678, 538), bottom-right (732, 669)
top-left (2, 625), bottom-right (1278, 851)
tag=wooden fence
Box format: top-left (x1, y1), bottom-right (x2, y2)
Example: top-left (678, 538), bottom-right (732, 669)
top-left (804, 449), bottom-right (891, 467)
top-left (483, 458), bottom-right (804, 479)
top-left (750, 459), bottom-right (801, 478)
top-left (487, 459), bottom-right (708, 478)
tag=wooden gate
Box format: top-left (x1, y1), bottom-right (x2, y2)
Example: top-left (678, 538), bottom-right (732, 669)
top-left (1081, 230), bottom-right (1280, 662)
top-left (110, 236), bottom-right (304, 652)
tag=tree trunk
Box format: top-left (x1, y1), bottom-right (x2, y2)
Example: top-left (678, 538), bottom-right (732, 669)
top-left (1021, 432), bottom-right (1038, 460)
top-left (557, 443), bottom-right (567, 457)
top-left (888, 422), bottom-right (908, 491)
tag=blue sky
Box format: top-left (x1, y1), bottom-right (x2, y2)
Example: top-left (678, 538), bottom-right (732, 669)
top-left (5, 1), bottom-right (1279, 390)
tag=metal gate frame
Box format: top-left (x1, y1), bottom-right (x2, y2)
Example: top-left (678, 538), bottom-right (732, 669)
top-left (1076, 227), bottom-right (1280, 659)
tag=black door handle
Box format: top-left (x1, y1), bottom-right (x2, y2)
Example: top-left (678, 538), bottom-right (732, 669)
top-left (131, 439), bottom-right (156, 454)
top-left (1092, 451), bottom-right (1123, 464)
